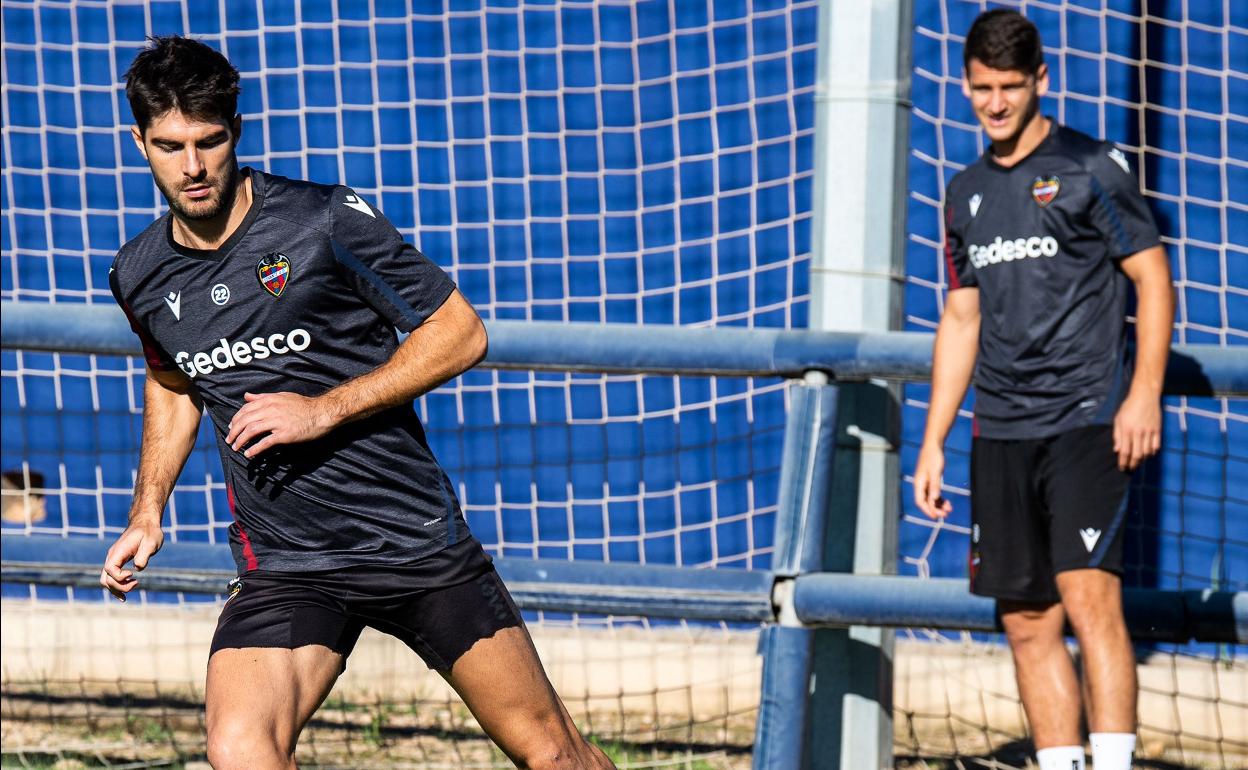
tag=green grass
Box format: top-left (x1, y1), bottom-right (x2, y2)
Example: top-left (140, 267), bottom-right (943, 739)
top-left (361, 704), bottom-right (393, 748)
top-left (586, 735), bottom-right (719, 769)
top-left (1, 759), bottom-right (185, 770)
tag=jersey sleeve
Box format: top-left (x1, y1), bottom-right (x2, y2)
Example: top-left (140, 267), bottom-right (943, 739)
top-left (328, 187), bottom-right (457, 333)
top-left (108, 265), bottom-right (175, 371)
top-left (943, 199), bottom-right (977, 289)
top-left (1085, 145), bottom-right (1162, 259)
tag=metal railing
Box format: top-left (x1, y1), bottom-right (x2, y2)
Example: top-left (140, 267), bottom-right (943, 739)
top-left (4, 299), bottom-right (1246, 770)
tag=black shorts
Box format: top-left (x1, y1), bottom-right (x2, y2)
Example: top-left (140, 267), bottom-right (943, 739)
top-left (210, 537), bottom-right (523, 671)
top-left (969, 425), bottom-right (1131, 604)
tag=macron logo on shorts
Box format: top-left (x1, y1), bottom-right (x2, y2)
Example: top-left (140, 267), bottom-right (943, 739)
top-left (1079, 527), bottom-right (1102, 552)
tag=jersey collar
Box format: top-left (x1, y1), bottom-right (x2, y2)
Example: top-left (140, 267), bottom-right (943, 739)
top-left (984, 118), bottom-right (1058, 173)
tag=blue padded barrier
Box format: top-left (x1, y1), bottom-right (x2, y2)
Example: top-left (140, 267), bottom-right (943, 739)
top-left (3, 534), bottom-right (1243, 643)
top-left (4, 300), bottom-right (1247, 393)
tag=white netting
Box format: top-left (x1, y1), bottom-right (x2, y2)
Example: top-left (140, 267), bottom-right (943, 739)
top-left (2, 2), bottom-right (820, 764)
top-left (1, 0), bottom-right (820, 570)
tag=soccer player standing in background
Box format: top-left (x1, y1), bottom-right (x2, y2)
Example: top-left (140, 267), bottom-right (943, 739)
top-left (101, 36), bottom-right (613, 770)
top-left (912, 10), bottom-right (1173, 770)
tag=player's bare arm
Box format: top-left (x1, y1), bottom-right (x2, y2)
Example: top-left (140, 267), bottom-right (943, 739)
top-left (226, 289), bottom-right (486, 458)
top-left (914, 287), bottom-right (980, 519)
top-left (101, 365), bottom-right (203, 600)
top-left (1113, 245), bottom-right (1174, 471)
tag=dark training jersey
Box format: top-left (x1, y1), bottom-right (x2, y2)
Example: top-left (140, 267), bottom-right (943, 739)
top-left (110, 169), bottom-right (468, 572)
top-left (943, 123), bottom-right (1162, 439)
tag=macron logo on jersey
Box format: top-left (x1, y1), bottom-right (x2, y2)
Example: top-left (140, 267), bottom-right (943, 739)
top-left (968, 235), bottom-right (1059, 269)
top-left (343, 194), bottom-right (375, 218)
top-left (165, 291), bottom-right (182, 321)
top-left (1107, 147), bottom-right (1131, 174)
top-left (175, 328), bottom-right (312, 378)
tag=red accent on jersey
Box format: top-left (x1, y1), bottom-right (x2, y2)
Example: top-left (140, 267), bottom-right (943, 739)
top-left (226, 484), bottom-right (259, 571)
top-left (943, 204), bottom-right (962, 290)
top-left (118, 297), bottom-right (173, 371)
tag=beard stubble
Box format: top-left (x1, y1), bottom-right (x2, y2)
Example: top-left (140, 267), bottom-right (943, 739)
top-left (156, 163), bottom-right (240, 222)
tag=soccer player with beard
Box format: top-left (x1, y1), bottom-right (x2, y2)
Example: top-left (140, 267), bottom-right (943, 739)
top-left (911, 10), bottom-right (1173, 770)
top-left (101, 36), bottom-right (614, 770)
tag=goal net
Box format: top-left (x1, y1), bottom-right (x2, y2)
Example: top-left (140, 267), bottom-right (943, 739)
top-left (1, 0), bottom-right (815, 767)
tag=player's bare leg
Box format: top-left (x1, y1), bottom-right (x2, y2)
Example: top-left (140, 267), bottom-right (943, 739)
top-left (205, 646), bottom-right (344, 770)
top-left (999, 600), bottom-right (1082, 749)
top-left (443, 625), bottom-right (615, 769)
top-left (1056, 568), bottom-right (1137, 733)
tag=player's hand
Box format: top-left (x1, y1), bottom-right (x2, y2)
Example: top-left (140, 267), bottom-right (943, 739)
top-left (1113, 391), bottom-right (1161, 471)
top-left (913, 442), bottom-right (953, 520)
top-left (226, 391), bottom-right (341, 458)
top-left (100, 516), bottom-right (163, 602)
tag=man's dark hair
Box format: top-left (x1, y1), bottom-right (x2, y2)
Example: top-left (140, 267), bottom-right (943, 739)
top-left (125, 36), bottom-right (240, 132)
top-left (963, 9), bottom-right (1044, 74)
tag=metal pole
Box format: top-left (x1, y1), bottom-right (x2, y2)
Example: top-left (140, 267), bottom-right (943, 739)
top-left (753, 374), bottom-right (841, 770)
top-left (806, 0), bottom-right (913, 767)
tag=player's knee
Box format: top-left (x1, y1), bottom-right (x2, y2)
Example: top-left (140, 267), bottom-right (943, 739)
top-left (206, 721), bottom-right (291, 770)
top-left (515, 742), bottom-right (569, 769)
top-left (1000, 605), bottom-right (1060, 648)
top-left (1003, 620), bottom-right (1046, 648)
top-left (205, 733), bottom-right (245, 770)
top-left (512, 714), bottom-right (601, 770)
top-left (1063, 599), bottom-right (1126, 643)
top-left (520, 742), bottom-right (612, 770)
top-left (1058, 576), bottom-right (1122, 635)
top-left (514, 734), bottom-right (571, 769)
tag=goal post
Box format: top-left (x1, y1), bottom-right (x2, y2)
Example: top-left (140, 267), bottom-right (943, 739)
top-left (802, 0), bottom-right (913, 766)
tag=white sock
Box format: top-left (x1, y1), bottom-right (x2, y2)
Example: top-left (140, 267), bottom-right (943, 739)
top-left (1090, 732), bottom-right (1136, 770)
top-left (1036, 745), bottom-right (1085, 770)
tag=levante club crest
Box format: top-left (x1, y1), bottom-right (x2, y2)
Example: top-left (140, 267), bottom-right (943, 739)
top-left (257, 253), bottom-right (291, 297)
top-left (1031, 175), bottom-right (1060, 207)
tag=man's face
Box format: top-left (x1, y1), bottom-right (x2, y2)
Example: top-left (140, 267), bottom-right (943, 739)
top-left (962, 59), bottom-right (1048, 144)
top-left (132, 111), bottom-right (241, 221)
